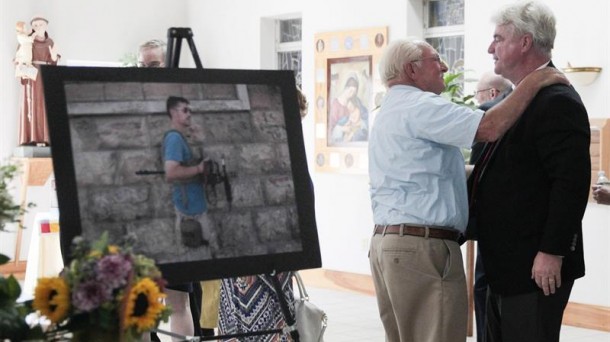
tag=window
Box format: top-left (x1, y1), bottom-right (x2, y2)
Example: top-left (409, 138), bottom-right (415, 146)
top-left (423, 0), bottom-right (464, 73)
top-left (276, 18), bottom-right (302, 88)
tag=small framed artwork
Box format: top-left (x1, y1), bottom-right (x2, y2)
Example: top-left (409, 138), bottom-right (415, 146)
top-left (41, 66), bottom-right (321, 283)
top-left (314, 27), bottom-right (387, 174)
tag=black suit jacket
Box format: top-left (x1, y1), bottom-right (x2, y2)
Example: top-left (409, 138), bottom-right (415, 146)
top-left (468, 67), bottom-right (591, 296)
top-left (469, 89), bottom-right (513, 165)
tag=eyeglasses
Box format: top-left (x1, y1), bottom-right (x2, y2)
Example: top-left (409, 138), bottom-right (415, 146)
top-left (137, 61), bottom-right (164, 68)
top-left (411, 55), bottom-right (443, 64)
top-left (474, 88), bottom-right (493, 95)
top-left (173, 106), bottom-right (191, 113)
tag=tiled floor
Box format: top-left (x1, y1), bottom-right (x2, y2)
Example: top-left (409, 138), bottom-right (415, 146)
top-left (306, 286), bottom-right (610, 342)
top-left (157, 285), bottom-right (610, 341)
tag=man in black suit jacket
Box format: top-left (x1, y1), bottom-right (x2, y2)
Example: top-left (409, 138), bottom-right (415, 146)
top-left (468, 2), bottom-right (591, 342)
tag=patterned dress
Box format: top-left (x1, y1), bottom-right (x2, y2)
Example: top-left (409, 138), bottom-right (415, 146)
top-left (219, 272), bottom-right (295, 342)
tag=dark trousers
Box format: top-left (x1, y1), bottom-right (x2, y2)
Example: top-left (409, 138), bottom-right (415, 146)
top-left (473, 248), bottom-right (487, 342)
top-left (190, 283), bottom-right (203, 337)
top-left (486, 280), bottom-right (574, 342)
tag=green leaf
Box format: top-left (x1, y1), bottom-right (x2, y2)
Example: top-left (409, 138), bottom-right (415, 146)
top-left (92, 231), bottom-right (110, 252)
top-left (5, 275), bottom-right (21, 301)
top-left (444, 72), bottom-right (461, 85)
top-left (0, 275), bottom-right (22, 304)
top-left (0, 306), bottom-right (30, 340)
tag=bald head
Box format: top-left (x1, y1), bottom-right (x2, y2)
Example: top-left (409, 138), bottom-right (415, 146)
top-left (475, 72), bottom-right (512, 105)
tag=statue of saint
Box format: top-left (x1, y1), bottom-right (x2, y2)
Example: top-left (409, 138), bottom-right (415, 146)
top-left (17, 16), bottom-right (60, 146)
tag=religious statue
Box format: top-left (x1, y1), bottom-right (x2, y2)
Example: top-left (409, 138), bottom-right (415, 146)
top-left (16, 16), bottom-right (60, 146)
top-left (14, 21), bottom-right (35, 79)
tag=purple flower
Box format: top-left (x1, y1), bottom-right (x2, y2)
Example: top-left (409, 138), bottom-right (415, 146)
top-left (96, 254), bottom-right (132, 289)
top-left (72, 280), bottom-right (112, 312)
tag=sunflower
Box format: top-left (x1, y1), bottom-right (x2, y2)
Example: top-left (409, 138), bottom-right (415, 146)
top-left (33, 277), bottom-right (71, 323)
top-left (122, 278), bottom-right (166, 333)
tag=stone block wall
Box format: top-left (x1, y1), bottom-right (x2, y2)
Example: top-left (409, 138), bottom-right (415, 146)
top-left (63, 81), bottom-right (301, 263)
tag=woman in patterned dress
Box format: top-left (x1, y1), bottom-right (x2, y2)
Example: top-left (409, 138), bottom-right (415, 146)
top-left (218, 87), bottom-right (309, 341)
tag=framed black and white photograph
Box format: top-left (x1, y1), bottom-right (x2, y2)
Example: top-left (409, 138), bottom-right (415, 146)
top-left (41, 66), bottom-right (320, 283)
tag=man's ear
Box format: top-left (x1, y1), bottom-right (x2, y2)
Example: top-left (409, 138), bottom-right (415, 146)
top-left (521, 33), bottom-right (533, 52)
top-left (490, 88), bottom-right (499, 99)
top-left (404, 61), bottom-right (417, 79)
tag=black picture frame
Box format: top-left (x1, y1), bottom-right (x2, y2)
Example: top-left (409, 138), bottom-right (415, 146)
top-left (41, 66), bottom-right (321, 284)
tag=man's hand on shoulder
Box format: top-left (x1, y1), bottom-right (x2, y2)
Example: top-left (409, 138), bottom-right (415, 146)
top-left (525, 67), bottom-right (570, 90)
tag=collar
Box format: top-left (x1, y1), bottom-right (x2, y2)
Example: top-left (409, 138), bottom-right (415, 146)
top-left (535, 60), bottom-right (551, 71)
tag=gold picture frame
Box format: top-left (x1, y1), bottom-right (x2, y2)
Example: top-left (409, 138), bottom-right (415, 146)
top-left (314, 27), bottom-right (387, 174)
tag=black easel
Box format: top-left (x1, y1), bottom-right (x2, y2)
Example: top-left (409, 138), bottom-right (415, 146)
top-left (166, 27), bottom-right (204, 68)
top-left (156, 27), bottom-right (299, 342)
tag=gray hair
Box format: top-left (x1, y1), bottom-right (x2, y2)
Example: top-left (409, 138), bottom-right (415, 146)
top-left (379, 39), bottom-right (430, 87)
top-left (138, 39), bottom-right (167, 58)
top-left (491, 1), bottom-right (556, 58)
top-left (478, 71), bottom-right (512, 92)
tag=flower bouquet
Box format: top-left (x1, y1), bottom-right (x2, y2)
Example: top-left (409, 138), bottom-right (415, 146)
top-left (32, 232), bottom-right (171, 341)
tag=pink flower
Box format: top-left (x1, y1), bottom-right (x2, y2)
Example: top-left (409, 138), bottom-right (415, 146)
top-left (96, 254), bottom-right (132, 289)
top-left (72, 280), bottom-right (111, 312)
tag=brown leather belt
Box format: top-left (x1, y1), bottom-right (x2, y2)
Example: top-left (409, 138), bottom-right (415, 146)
top-left (374, 224), bottom-right (460, 241)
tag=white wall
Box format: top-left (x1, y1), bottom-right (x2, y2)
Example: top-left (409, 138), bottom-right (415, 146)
top-left (0, 0), bottom-right (188, 160)
top-left (187, 0), bottom-right (408, 275)
top-left (1, 0), bottom-right (608, 307)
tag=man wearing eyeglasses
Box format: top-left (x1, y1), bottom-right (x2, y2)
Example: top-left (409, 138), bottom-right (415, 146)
top-left (368, 38), bottom-right (568, 342)
top-left (470, 72), bottom-right (513, 166)
top-left (138, 39), bottom-right (166, 68)
top-left (164, 96), bottom-right (214, 249)
top-left (162, 96), bottom-right (217, 340)
top-left (474, 71), bottom-right (512, 107)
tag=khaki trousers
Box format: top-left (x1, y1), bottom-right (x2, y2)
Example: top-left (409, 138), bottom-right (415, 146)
top-left (369, 233), bottom-right (467, 342)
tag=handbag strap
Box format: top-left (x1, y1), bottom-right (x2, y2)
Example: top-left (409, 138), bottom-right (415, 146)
top-left (294, 271), bottom-right (309, 301)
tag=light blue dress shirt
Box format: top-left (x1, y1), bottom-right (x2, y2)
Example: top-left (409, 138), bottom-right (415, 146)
top-left (369, 85), bottom-right (484, 233)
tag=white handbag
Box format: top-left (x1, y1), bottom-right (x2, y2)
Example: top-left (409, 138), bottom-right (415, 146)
top-left (294, 271), bottom-right (328, 342)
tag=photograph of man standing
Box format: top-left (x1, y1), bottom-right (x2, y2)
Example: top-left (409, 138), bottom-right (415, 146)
top-left (468, 2), bottom-right (591, 341)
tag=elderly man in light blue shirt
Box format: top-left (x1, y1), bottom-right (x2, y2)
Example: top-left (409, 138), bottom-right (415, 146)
top-left (368, 38), bottom-right (568, 342)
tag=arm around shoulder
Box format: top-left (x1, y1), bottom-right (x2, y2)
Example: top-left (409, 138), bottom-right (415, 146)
top-left (474, 67), bottom-right (569, 142)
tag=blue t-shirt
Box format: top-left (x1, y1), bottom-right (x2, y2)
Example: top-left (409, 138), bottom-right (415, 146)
top-left (163, 131), bottom-right (207, 215)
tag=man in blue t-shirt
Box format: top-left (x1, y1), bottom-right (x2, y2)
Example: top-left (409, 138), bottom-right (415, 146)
top-left (163, 96), bottom-right (215, 248)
